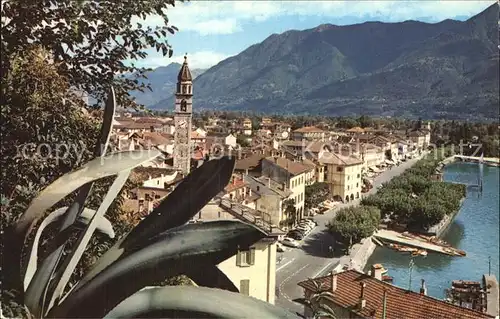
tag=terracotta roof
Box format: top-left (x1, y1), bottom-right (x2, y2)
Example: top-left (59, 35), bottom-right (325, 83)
top-left (234, 153), bottom-right (266, 171)
top-left (225, 177), bottom-right (247, 193)
top-left (347, 126), bottom-right (365, 133)
top-left (134, 117), bottom-right (165, 124)
top-left (116, 122), bottom-right (163, 130)
top-left (293, 126), bottom-right (325, 133)
top-left (298, 270), bottom-right (494, 319)
top-left (134, 132), bottom-right (171, 146)
top-left (131, 167), bottom-right (177, 183)
top-left (264, 156), bottom-right (313, 176)
top-left (319, 152), bottom-right (363, 166)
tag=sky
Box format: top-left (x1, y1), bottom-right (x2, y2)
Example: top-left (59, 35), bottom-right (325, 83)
top-left (130, 1), bottom-right (496, 70)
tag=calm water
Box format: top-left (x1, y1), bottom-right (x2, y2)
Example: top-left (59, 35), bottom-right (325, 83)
top-left (366, 162), bottom-right (500, 299)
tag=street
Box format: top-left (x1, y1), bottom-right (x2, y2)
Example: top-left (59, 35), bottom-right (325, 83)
top-left (275, 156), bottom-right (423, 314)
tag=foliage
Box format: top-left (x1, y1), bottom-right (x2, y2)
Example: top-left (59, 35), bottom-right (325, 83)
top-left (306, 280), bottom-right (337, 319)
top-left (361, 155), bottom-right (466, 230)
top-left (305, 182), bottom-right (330, 210)
top-left (236, 135), bottom-right (250, 147)
top-left (3, 150), bottom-right (294, 318)
top-left (327, 206), bottom-right (380, 247)
top-left (1, 0), bottom-right (179, 110)
top-left (283, 198), bottom-right (297, 226)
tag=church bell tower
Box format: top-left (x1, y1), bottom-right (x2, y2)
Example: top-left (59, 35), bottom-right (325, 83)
top-left (173, 55), bottom-right (193, 174)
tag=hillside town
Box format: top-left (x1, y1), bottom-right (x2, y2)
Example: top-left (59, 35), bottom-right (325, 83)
top-left (107, 59), bottom-right (498, 318)
top-left (2, 1), bottom-right (499, 319)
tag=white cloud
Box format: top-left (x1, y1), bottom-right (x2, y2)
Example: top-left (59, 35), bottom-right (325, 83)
top-left (137, 1), bottom-right (495, 36)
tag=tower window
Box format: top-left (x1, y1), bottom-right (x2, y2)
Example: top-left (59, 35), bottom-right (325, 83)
top-left (182, 85), bottom-right (187, 94)
top-left (180, 100), bottom-right (187, 112)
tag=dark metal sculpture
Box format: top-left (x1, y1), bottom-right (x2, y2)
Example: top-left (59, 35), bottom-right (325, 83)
top-left (13, 88), bottom-right (300, 318)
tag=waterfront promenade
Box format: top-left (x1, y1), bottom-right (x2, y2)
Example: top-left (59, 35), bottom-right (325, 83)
top-left (275, 155), bottom-right (423, 314)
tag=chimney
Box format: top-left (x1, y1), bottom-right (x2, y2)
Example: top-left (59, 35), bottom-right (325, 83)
top-left (359, 282), bottom-right (366, 309)
top-left (245, 169), bottom-right (249, 175)
top-left (267, 177), bottom-right (271, 188)
top-left (282, 182), bottom-right (287, 191)
top-left (420, 279), bottom-right (427, 295)
top-left (330, 271), bottom-right (337, 292)
top-left (371, 264), bottom-right (383, 281)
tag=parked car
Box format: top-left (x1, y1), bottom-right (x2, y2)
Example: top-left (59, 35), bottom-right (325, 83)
top-left (281, 237), bottom-right (300, 248)
top-left (300, 219), bottom-right (318, 227)
top-left (295, 225), bottom-right (310, 233)
top-left (297, 224), bottom-right (313, 232)
top-left (287, 231), bottom-right (304, 240)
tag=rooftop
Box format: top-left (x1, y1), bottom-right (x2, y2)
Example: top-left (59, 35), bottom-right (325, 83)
top-left (293, 126), bottom-right (325, 133)
top-left (319, 152), bottom-right (363, 166)
top-left (264, 156), bottom-right (313, 176)
top-left (298, 270), bottom-right (495, 319)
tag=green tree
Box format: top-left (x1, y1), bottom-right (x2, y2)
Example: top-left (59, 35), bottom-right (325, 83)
top-left (236, 135), bottom-right (250, 147)
top-left (327, 206), bottom-right (380, 248)
top-left (304, 183), bottom-right (330, 210)
top-left (283, 198), bottom-right (297, 226)
top-left (2, 0), bottom-right (179, 109)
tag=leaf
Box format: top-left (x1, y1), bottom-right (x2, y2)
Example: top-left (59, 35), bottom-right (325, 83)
top-left (76, 157), bottom-right (235, 289)
top-left (186, 265), bottom-right (238, 293)
top-left (25, 86), bottom-right (116, 310)
top-left (48, 221), bottom-right (266, 318)
top-left (44, 171), bottom-right (131, 315)
top-left (103, 286), bottom-right (300, 319)
top-left (14, 149), bottom-right (161, 240)
top-left (23, 207), bottom-right (114, 291)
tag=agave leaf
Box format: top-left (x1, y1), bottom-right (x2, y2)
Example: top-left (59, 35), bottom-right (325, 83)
top-left (14, 149), bottom-right (161, 240)
top-left (103, 286), bottom-right (300, 319)
top-left (24, 87), bottom-right (117, 314)
top-left (186, 265), bottom-right (238, 292)
top-left (49, 220), bottom-right (266, 318)
top-left (75, 156), bottom-right (235, 289)
top-left (41, 170), bottom-right (131, 315)
top-left (23, 207), bottom-right (114, 290)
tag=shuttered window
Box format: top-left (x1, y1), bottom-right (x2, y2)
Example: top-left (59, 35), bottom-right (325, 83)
top-left (240, 279), bottom-right (250, 296)
top-left (236, 248), bottom-right (255, 267)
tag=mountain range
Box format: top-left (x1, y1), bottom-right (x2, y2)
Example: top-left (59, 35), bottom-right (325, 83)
top-left (145, 3), bottom-right (499, 120)
top-left (129, 63), bottom-right (205, 107)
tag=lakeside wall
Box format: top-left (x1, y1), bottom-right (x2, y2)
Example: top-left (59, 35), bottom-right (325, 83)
top-left (336, 237), bottom-right (377, 272)
top-left (426, 198), bottom-right (466, 237)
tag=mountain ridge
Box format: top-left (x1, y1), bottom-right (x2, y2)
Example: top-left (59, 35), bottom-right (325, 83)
top-left (151, 3), bottom-right (499, 119)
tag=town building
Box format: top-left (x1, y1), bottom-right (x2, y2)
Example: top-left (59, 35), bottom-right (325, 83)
top-left (196, 196), bottom-right (285, 305)
top-left (320, 152), bottom-right (364, 203)
top-left (244, 175), bottom-right (293, 229)
top-left (291, 126), bottom-right (327, 142)
top-left (261, 156), bottom-right (311, 221)
top-left (298, 268), bottom-right (495, 319)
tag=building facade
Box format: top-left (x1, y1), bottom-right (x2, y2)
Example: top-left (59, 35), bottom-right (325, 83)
top-left (320, 152), bottom-right (364, 203)
top-left (173, 55), bottom-right (193, 174)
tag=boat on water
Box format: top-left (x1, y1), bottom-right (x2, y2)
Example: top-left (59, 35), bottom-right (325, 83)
top-left (412, 249), bottom-right (428, 257)
top-left (389, 243), bottom-right (418, 253)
